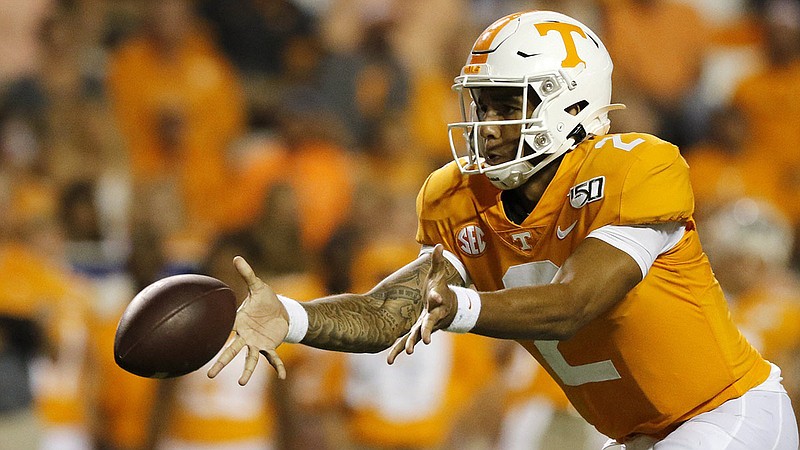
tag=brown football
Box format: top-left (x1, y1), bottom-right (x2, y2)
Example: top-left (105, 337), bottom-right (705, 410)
top-left (114, 274), bottom-right (237, 378)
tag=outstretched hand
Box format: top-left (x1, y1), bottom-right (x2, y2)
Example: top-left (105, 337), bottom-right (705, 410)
top-left (207, 256), bottom-right (289, 385)
top-left (387, 244), bottom-right (458, 364)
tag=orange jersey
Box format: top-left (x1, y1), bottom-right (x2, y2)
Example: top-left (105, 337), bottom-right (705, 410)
top-left (416, 132), bottom-right (770, 440)
top-left (500, 345), bottom-right (571, 412)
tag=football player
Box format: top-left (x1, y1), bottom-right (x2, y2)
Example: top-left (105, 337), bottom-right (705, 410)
top-left (208, 11), bottom-right (799, 449)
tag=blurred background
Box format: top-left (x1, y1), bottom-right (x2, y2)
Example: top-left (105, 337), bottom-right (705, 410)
top-left (1, 0), bottom-right (799, 449)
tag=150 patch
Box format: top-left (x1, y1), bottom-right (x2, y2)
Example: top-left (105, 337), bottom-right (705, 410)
top-left (568, 176), bottom-right (604, 208)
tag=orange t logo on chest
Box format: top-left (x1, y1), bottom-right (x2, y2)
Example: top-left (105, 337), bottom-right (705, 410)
top-left (534, 22), bottom-right (587, 68)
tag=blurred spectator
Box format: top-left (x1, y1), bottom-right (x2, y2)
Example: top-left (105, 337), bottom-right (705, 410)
top-left (198, 0), bottom-right (316, 80)
top-left (0, 176), bottom-right (89, 450)
top-left (0, 105), bottom-right (58, 248)
top-left (0, 50), bottom-right (82, 447)
top-left (145, 231), bottom-right (293, 450)
top-left (266, 126), bottom-right (353, 253)
top-left (359, 113), bottom-right (435, 195)
top-left (318, 13), bottom-right (410, 149)
top-left (319, 183), bottom-right (380, 295)
top-left (692, 0), bottom-right (765, 114)
top-left (57, 179), bottom-right (156, 450)
top-left (700, 198), bottom-right (800, 425)
top-left (106, 0), bottom-right (247, 239)
top-left (729, 0), bottom-right (800, 237)
top-left (30, 279), bottom-right (95, 450)
top-left (231, 110), bottom-right (355, 255)
top-left (207, 106), bottom-right (355, 269)
top-left (682, 106), bottom-right (762, 220)
top-left (0, 278), bottom-right (44, 450)
top-left (600, 0), bottom-right (710, 147)
top-left (447, 340), bottom-right (608, 450)
top-left (275, 32), bottom-right (328, 115)
top-left (0, 242), bottom-right (85, 450)
top-left (0, 0), bottom-right (52, 118)
top-left (392, 0), bottom-right (471, 165)
top-left (216, 110), bottom-right (288, 233)
top-left (248, 183), bottom-right (311, 278)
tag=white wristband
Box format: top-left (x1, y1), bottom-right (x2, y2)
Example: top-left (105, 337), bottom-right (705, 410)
top-left (443, 286), bottom-right (481, 333)
top-left (277, 295), bottom-right (308, 343)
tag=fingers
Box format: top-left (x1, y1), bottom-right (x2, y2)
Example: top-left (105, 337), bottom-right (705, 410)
top-left (387, 316), bottom-right (432, 365)
top-left (387, 313), bottom-right (427, 365)
top-left (207, 336), bottom-right (245, 379)
top-left (261, 349), bottom-right (287, 380)
top-left (387, 338), bottom-right (403, 365)
top-left (238, 345), bottom-right (260, 386)
top-left (421, 292), bottom-right (440, 344)
top-left (403, 322), bottom-right (422, 355)
top-left (427, 244), bottom-right (447, 287)
top-left (208, 337), bottom-right (286, 385)
top-left (233, 256), bottom-right (262, 291)
top-left (431, 243), bottom-right (446, 272)
top-left (386, 331), bottom-right (414, 365)
top-left (388, 246), bottom-right (450, 366)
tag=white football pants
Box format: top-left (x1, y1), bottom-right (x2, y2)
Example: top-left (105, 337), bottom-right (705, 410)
top-left (602, 363), bottom-right (798, 450)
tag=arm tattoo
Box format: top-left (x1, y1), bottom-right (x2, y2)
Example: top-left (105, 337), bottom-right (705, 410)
top-left (302, 253), bottom-right (465, 353)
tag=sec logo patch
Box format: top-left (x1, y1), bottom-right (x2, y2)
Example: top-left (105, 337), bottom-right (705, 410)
top-left (457, 224), bottom-right (486, 256)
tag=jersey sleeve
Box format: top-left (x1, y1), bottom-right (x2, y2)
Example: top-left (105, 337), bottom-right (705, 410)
top-left (415, 163), bottom-right (482, 249)
top-left (618, 141), bottom-right (694, 224)
top-left (585, 135), bottom-right (695, 228)
top-left (415, 171), bottom-right (439, 247)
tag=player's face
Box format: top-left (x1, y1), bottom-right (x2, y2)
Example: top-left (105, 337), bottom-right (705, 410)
top-left (472, 87), bottom-right (537, 166)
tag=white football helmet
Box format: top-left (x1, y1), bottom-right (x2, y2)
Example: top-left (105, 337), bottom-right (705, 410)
top-left (448, 11), bottom-right (624, 189)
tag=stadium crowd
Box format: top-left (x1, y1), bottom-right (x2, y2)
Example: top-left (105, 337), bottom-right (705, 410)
top-left (0, 0), bottom-right (798, 449)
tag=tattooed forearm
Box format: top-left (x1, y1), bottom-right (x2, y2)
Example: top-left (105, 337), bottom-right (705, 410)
top-left (301, 252), bottom-right (464, 353)
top-left (302, 294), bottom-right (418, 352)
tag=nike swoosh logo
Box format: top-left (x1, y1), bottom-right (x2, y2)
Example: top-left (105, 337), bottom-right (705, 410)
top-left (517, 51), bottom-right (541, 58)
top-left (556, 221), bottom-right (578, 240)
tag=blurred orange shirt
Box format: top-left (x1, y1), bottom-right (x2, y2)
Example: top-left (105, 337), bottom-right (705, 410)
top-left (732, 60), bottom-right (800, 222)
top-left (227, 138), bottom-right (355, 251)
top-left (684, 143), bottom-right (779, 217)
top-left (603, 0), bottom-right (709, 106)
top-left (106, 28), bottom-right (246, 231)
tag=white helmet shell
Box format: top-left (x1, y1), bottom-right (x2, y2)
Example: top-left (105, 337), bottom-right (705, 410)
top-left (448, 11), bottom-right (623, 189)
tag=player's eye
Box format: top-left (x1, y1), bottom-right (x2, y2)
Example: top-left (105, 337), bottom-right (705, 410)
top-left (497, 104), bottom-right (521, 116)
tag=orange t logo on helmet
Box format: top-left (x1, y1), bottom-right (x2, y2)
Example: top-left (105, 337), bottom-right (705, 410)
top-left (468, 14), bottom-right (589, 69)
top-left (534, 22), bottom-right (587, 68)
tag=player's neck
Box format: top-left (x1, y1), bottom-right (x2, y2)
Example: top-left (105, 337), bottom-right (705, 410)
top-left (501, 158), bottom-right (562, 224)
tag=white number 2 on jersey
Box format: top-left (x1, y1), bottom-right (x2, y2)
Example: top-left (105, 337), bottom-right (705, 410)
top-left (503, 262), bottom-right (621, 386)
